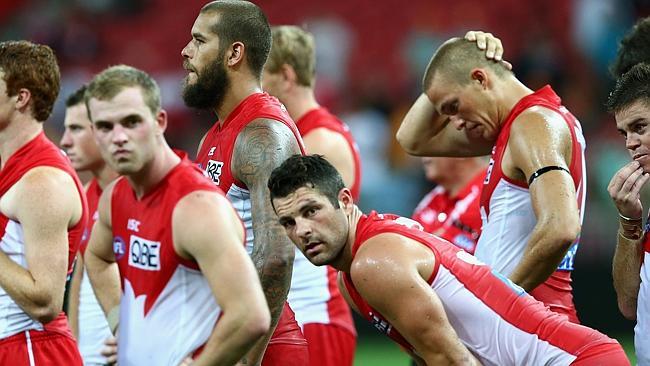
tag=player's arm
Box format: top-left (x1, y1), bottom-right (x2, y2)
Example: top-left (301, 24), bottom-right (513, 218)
top-left (352, 233), bottom-right (479, 365)
top-left (173, 191), bottom-right (270, 366)
top-left (0, 167), bottom-right (82, 323)
top-left (84, 182), bottom-right (121, 332)
top-left (396, 31), bottom-right (507, 157)
top-left (608, 161), bottom-right (649, 319)
top-left (231, 118), bottom-right (302, 362)
top-left (302, 128), bottom-right (356, 189)
top-left (506, 108), bottom-right (581, 291)
top-left (67, 252), bottom-right (84, 338)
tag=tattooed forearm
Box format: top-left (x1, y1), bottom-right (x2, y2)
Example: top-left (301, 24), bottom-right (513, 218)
top-left (233, 119), bottom-right (301, 325)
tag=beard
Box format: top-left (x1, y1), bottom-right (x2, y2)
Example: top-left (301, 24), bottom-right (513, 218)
top-left (182, 55), bottom-right (230, 111)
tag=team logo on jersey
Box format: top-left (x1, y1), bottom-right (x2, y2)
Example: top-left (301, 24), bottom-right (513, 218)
top-left (206, 159), bottom-right (224, 185)
top-left (208, 147), bottom-right (216, 156)
top-left (129, 235), bottom-right (161, 271)
top-left (127, 218), bottom-right (141, 232)
top-left (113, 236), bottom-right (126, 260)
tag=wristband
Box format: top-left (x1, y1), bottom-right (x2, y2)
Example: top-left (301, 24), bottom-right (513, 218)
top-left (619, 212), bottom-right (643, 222)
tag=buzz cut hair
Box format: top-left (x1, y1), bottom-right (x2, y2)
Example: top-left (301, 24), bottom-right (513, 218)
top-left (422, 37), bottom-right (511, 91)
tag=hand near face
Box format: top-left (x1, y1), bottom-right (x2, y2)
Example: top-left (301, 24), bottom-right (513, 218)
top-left (464, 31), bottom-right (513, 70)
top-left (608, 160), bottom-right (650, 219)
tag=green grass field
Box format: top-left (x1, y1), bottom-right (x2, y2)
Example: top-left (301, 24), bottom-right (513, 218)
top-left (353, 334), bottom-right (636, 365)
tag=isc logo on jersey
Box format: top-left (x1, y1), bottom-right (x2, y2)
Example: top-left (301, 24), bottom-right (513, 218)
top-left (129, 234), bottom-right (161, 271)
top-left (206, 160), bottom-right (224, 185)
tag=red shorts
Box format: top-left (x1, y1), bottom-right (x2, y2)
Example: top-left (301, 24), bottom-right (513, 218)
top-left (263, 303), bottom-right (308, 366)
top-left (303, 323), bottom-right (356, 366)
top-left (571, 342), bottom-right (630, 366)
top-left (0, 329), bottom-right (82, 365)
top-left (530, 271), bottom-right (579, 323)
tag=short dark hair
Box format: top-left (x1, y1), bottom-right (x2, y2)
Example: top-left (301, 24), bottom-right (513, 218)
top-left (606, 63), bottom-right (650, 113)
top-left (65, 84), bottom-right (87, 108)
top-left (85, 65), bottom-right (161, 119)
top-left (422, 37), bottom-right (511, 91)
top-left (0, 40), bottom-right (60, 122)
top-left (268, 155), bottom-right (345, 209)
top-left (201, 0), bottom-right (272, 79)
top-left (611, 17), bottom-right (650, 78)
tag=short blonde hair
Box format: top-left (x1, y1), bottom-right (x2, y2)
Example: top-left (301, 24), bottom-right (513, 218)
top-left (266, 26), bottom-right (315, 87)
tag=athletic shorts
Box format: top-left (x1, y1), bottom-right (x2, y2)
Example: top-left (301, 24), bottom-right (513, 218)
top-left (263, 302), bottom-right (309, 366)
top-left (570, 342), bottom-right (630, 366)
top-left (303, 323), bottom-right (356, 366)
top-left (0, 329), bottom-right (82, 365)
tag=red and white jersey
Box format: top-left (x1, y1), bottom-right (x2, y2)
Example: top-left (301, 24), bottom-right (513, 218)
top-left (297, 107), bottom-right (362, 200)
top-left (196, 93), bottom-right (311, 344)
top-left (288, 107), bottom-right (357, 334)
top-left (412, 169), bottom-right (485, 254)
top-left (111, 153), bottom-right (230, 365)
top-left (344, 212), bottom-right (619, 365)
top-left (78, 178), bottom-right (112, 364)
top-left (0, 132), bottom-right (88, 338)
top-left (476, 86), bottom-right (586, 304)
top-left (636, 218), bottom-right (650, 364)
top-left (196, 93), bottom-right (305, 255)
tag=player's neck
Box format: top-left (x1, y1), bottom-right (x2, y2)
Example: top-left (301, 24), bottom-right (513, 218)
top-left (92, 163), bottom-right (119, 190)
top-left (285, 87), bottom-right (320, 122)
top-left (495, 77), bottom-right (534, 126)
top-left (0, 116), bottom-right (42, 169)
top-left (332, 205), bottom-right (363, 272)
top-left (214, 76), bottom-right (262, 126)
top-left (127, 143), bottom-right (181, 199)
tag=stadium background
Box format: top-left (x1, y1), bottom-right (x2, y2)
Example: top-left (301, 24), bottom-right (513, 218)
top-left (1, 0), bottom-right (646, 363)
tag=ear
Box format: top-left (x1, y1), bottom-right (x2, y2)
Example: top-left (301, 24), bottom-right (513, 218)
top-left (227, 42), bottom-right (245, 67)
top-left (15, 88), bottom-right (31, 111)
top-left (470, 68), bottom-right (489, 89)
top-left (280, 64), bottom-right (297, 84)
top-left (337, 187), bottom-right (354, 213)
top-left (156, 109), bottom-right (168, 135)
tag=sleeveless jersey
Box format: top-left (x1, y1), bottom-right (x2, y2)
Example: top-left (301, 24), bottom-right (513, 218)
top-left (288, 107), bottom-right (357, 334)
top-left (0, 131), bottom-right (88, 339)
top-left (78, 178), bottom-right (112, 364)
top-left (195, 92), bottom-right (307, 344)
top-left (475, 85), bottom-right (586, 314)
top-left (344, 212), bottom-right (619, 365)
top-left (412, 169), bottom-right (485, 254)
top-left (111, 154), bottom-right (230, 365)
top-left (635, 216), bottom-right (650, 364)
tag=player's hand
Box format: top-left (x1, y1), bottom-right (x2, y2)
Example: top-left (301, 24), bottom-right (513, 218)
top-left (608, 160), bottom-right (650, 219)
top-left (464, 31), bottom-right (512, 70)
top-left (101, 335), bottom-right (118, 365)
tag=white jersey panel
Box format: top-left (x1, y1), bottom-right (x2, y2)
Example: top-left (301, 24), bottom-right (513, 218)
top-left (226, 184), bottom-right (253, 255)
top-left (78, 267), bottom-right (112, 365)
top-left (0, 220), bottom-right (44, 338)
top-left (475, 180), bottom-right (536, 276)
top-left (288, 248), bottom-right (331, 327)
top-left (118, 266), bottom-right (220, 366)
top-left (433, 265), bottom-right (577, 365)
top-left (637, 253), bottom-right (650, 365)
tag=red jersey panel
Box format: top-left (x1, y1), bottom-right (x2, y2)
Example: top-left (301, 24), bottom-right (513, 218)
top-left (297, 107), bottom-right (362, 201)
top-left (79, 178), bottom-right (102, 256)
top-left (110, 153), bottom-right (233, 365)
top-left (412, 169), bottom-right (485, 254)
top-left (0, 131), bottom-right (87, 338)
top-left (476, 85), bottom-right (586, 322)
top-left (343, 212), bottom-right (620, 365)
